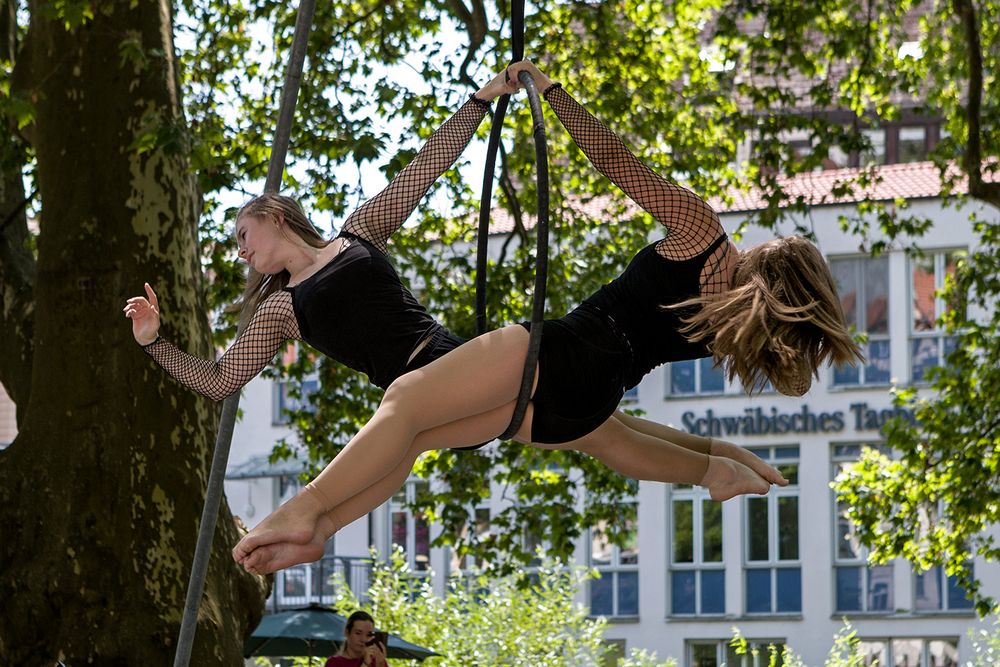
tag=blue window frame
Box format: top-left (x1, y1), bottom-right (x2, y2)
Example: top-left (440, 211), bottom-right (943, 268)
top-left (830, 256), bottom-right (890, 386)
top-left (910, 250), bottom-right (963, 384)
top-left (832, 443), bottom-right (895, 613)
top-left (669, 485), bottom-right (725, 616)
top-left (590, 502), bottom-right (639, 617)
top-left (744, 446), bottom-right (800, 615)
top-left (667, 357), bottom-right (726, 397)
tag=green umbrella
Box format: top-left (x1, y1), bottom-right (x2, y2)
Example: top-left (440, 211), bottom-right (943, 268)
top-left (244, 604), bottom-right (440, 663)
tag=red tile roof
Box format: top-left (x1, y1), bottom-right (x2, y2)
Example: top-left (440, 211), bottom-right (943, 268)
top-left (708, 160), bottom-right (966, 214)
top-left (483, 160), bottom-right (988, 234)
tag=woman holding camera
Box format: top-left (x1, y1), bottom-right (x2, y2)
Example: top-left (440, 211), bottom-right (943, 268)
top-left (325, 611), bottom-right (388, 667)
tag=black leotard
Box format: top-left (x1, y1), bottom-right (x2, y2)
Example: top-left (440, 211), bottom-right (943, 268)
top-left (583, 234), bottom-right (728, 389)
top-left (141, 96), bottom-right (489, 399)
top-left (525, 238), bottom-right (724, 444)
top-left (522, 85), bottom-right (732, 444)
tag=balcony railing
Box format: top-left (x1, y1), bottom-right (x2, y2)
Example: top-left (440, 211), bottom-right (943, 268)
top-left (269, 555), bottom-right (374, 612)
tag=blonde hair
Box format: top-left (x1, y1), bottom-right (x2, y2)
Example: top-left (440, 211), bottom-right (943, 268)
top-left (229, 193), bottom-right (331, 327)
top-left (677, 236), bottom-right (863, 396)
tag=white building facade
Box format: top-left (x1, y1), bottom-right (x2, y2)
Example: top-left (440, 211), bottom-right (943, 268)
top-left (221, 165), bottom-right (998, 666)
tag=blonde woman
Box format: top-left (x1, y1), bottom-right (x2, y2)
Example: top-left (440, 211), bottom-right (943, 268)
top-left (125, 65), bottom-right (788, 572)
top-left (233, 61), bottom-right (861, 575)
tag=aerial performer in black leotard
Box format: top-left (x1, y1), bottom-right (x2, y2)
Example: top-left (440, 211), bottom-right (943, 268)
top-left (197, 60), bottom-right (862, 575)
top-left (124, 66), bottom-right (791, 561)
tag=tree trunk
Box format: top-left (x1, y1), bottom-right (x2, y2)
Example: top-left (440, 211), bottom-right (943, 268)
top-left (0, 2), bottom-right (268, 664)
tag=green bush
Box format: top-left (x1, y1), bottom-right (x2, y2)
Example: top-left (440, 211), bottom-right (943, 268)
top-left (255, 555), bottom-right (999, 667)
top-left (329, 548), bottom-right (614, 666)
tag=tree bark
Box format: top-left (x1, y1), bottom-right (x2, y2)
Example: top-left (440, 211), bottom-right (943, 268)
top-left (0, 2), bottom-right (267, 664)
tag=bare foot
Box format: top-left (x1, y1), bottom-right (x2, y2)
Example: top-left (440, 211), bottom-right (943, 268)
top-left (244, 539), bottom-right (324, 576)
top-left (232, 486), bottom-right (327, 564)
top-left (710, 439), bottom-right (788, 486)
top-left (243, 513), bottom-right (337, 575)
top-left (700, 456), bottom-right (770, 501)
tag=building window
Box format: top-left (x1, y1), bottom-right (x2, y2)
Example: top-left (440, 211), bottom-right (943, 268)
top-left (669, 485), bottom-right (724, 616)
top-left (687, 639), bottom-right (786, 667)
top-left (860, 128), bottom-right (886, 165)
top-left (272, 378), bottom-right (319, 425)
top-left (590, 502), bottom-right (639, 617)
top-left (910, 251), bottom-right (961, 383)
top-left (601, 639), bottom-right (626, 667)
top-left (745, 446), bottom-right (800, 614)
top-left (449, 502), bottom-right (491, 573)
top-left (898, 126), bottom-right (929, 163)
top-left (622, 385), bottom-right (639, 402)
top-left (390, 480), bottom-right (431, 573)
top-left (666, 357), bottom-right (726, 397)
top-left (832, 444), bottom-right (894, 613)
top-left (830, 256), bottom-right (890, 386)
top-left (914, 565), bottom-right (975, 612)
top-left (854, 638), bottom-right (959, 667)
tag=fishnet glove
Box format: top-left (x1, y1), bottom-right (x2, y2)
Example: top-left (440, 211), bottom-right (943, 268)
top-left (342, 96), bottom-right (490, 253)
top-left (545, 85), bottom-right (726, 264)
top-left (142, 291), bottom-right (301, 401)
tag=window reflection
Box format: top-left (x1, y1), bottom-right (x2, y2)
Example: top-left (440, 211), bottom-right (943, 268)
top-left (858, 641), bottom-right (887, 667)
top-left (898, 126), bottom-right (928, 163)
top-left (831, 257), bottom-right (890, 386)
top-left (891, 639), bottom-right (922, 667)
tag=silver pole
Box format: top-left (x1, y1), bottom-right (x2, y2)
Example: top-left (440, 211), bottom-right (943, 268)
top-left (172, 2), bottom-right (317, 664)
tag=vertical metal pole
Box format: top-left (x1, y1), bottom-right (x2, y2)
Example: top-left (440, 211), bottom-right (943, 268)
top-left (172, 2), bottom-right (317, 665)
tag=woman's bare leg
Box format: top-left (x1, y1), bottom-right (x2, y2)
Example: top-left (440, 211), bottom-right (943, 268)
top-left (232, 326), bottom-right (534, 563)
top-left (610, 411), bottom-right (787, 485)
top-left (242, 404), bottom-right (518, 574)
top-left (242, 404), bottom-right (778, 572)
top-left (533, 416), bottom-right (770, 501)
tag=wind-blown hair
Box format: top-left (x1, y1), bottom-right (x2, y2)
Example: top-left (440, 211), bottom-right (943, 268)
top-left (677, 236), bottom-right (863, 396)
top-left (229, 193), bottom-right (330, 328)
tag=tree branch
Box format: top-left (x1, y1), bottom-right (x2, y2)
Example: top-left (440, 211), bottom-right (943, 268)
top-left (952, 0), bottom-right (1000, 208)
top-left (0, 189), bottom-right (35, 233)
top-left (496, 142), bottom-right (528, 267)
top-left (447, 0), bottom-right (488, 88)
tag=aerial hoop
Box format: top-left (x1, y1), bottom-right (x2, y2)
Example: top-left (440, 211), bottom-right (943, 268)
top-left (475, 0), bottom-right (549, 441)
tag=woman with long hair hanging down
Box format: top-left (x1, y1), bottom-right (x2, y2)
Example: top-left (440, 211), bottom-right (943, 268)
top-left (124, 65), bottom-right (789, 572)
top-left (231, 60), bottom-right (863, 576)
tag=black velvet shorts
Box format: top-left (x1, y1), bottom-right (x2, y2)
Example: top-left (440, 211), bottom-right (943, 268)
top-left (404, 327), bottom-right (488, 452)
top-left (520, 307), bottom-right (631, 444)
top-left (405, 326), bottom-right (465, 371)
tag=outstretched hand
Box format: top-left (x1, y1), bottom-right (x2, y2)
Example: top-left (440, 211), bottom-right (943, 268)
top-left (709, 437), bottom-right (789, 487)
top-left (123, 282), bottom-right (161, 346)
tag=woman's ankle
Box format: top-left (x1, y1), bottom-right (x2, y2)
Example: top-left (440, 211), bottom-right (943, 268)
top-left (301, 483), bottom-right (333, 516)
top-left (699, 455), bottom-right (724, 488)
top-left (317, 511), bottom-right (341, 541)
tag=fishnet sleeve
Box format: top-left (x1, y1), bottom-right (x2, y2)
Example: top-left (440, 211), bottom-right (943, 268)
top-left (545, 85), bottom-right (725, 260)
top-left (141, 291), bottom-right (301, 401)
top-left (341, 95), bottom-right (491, 253)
